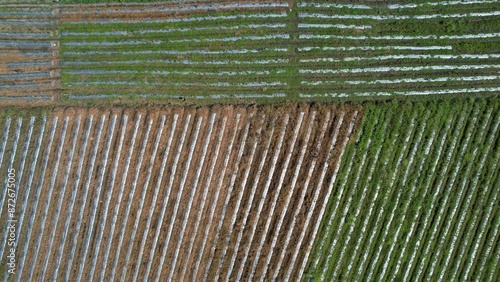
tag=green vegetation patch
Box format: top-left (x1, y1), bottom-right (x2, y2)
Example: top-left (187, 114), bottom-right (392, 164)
top-left (306, 98), bottom-right (500, 281)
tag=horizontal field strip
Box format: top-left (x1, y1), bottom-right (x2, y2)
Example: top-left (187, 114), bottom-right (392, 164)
top-left (62, 58), bottom-right (288, 66)
top-left (60, 23), bottom-right (286, 36)
top-left (59, 2), bottom-right (290, 100)
top-left (0, 10), bottom-right (54, 16)
top-left (299, 64), bottom-right (500, 74)
top-left (63, 34), bottom-right (290, 46)
top-left (299, 54), bottom-right (500, 63)
top-left (387, 0), bottom-right (500, 9)
top-left (67, 81), bottom-right (286, 87)
top-left (0, 72), bottom-right (52, 79)
top-left (0, 51), bottom-right (55, 56)
top-left (0, 95), bottom-right (53, 100)
top-left (0, 7), bottom-right (59, 103)
top-left (300, 87), bottom-right (500, 97)
top-left (66, 93), bottom-right (288, 100)
top-left (299, 0), bottom-right (499, 10)
top-left (0, 82), bottom-right (52, 89)
top-left (306, 99), bottom-right (500, 281)
top-left (298, 46), bottom-right (454, 51)
top-left (295, 0), bottom-right (500, 99)
top-left (61, 2), bottom-right (289, 14)
top-left (0, 20), bottom-right (54, 26)
top-left (0, 32), bottom-right (53, 37)
top-left (61, 12), bottom-right (288, 24)
top-left (298, 11), bottom-right (500, 20)
top-left (298, 23), bottom-right (372, 29)
top-left (59, 4), bottom-right (290, 100)
top-left (53, 0), bottom-right (500, 100)
top-left (65, 69), bottom-right (287, 76)
top-left (298, 33), bottom-right (500, 40)
top-left (62, 48), bottom-right (287, 56)
top-left (297, 2), bottom-right (371, 9)
top-left (7, 61), bottom-right (53, 67)
top-left (301, 75), bottom-right (500, 85)
top-left (0, 105), bottom-right (359, 281)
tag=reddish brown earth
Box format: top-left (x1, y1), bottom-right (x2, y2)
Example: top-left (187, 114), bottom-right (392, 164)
top-left (59, 0), bottom-right (289, 23)
top-left (0, 104), bottom-right (361, 281)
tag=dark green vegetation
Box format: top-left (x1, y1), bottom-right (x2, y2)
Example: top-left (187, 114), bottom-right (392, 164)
top-left (306, 97), bottom-right (500, 281)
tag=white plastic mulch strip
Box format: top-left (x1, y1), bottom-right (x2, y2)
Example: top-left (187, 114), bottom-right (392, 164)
top-left (299, 54), bottom-right (500, 63)
top-left (299, 64), bottom-right (500, 74)
top-left (0, 32), bottom-right (53, 37)
top-left (301, 75), bottom-right (500, 85)
top-left (63, 13), bottom-right (287, 24)
top-left (299, 86), bottom-right (500, 97)
top-left (297, 2), bottom-right (372, 9)
top-left (61, 2), bottom-right (289, 14)
top-left (63, 48), bottom-right (288, 56)
top-left (298, 23), bottom-right (372, 29)
top-left (66, 69), bottom-right (287, 76)
top-left (62, 59), bottom-right (288, 66)
top-left (299, 33), bottom-right (500, 40)
top-left (60, 24), bottom-right (287, 36)
top-left (7, 61), bottom-right (53, 67)
top-left (388, 0), bottom-right (499, 9)
top-left (299, 11), bottom-right (500, 20)
top-left (0, 82), bottom-right (52, 89)
top-left (0, 95), bottom-right (53, 100)
top-left (67, 93), bottom-right (287, 99)
top-left (67, 81), bottom-right (286, 87)
top-left (63, 34), bottom-right (289, 46)
top-left (298, 46), bottom-right (453, 51)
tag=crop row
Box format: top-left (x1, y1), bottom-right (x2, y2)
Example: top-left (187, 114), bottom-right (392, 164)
top-left (0, 7), bottom-right (59, 103)
top-left (306, 98), bottom-right (500, 281)
top-left (0, 105), bottom-right (359, 281)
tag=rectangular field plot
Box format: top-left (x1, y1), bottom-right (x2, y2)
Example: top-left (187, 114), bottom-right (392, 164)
top-left (296, 0), bottom-right (500, 98)
top-left (2, 0), bottom-right (499, 104)
top-left (58, 1), bottom-right (294, 101)
top-left (0, 104), bottom-right (360, 281)
top-left (0, 7), bottom-right (60, 105)
top-left (306, 98), bottom-right (500, 282)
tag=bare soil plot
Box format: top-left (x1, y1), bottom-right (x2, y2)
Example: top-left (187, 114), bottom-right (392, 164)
top-left (0, 104), bottom-right (360, 281)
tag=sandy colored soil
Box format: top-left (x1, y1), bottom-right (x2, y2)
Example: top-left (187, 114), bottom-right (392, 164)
top-left (0, 104), bottom-right (361, 281)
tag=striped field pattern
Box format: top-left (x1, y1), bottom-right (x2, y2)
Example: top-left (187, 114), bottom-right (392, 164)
top-left (0, 6), bottom-right (60, 104)
top-left (0, 105), bottom-right (359, 281)
top-left (57, 1), bottom-right (293, 100)
top-left (4, 0), bottom-right (496, 102)
top-left (296, 0), bottom-right (500, 98)
top-left (306, 98), bottom-right (500, 281)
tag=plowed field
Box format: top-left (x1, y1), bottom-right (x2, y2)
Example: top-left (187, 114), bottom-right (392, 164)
top-left (0, 104), bottom-right (360, 281)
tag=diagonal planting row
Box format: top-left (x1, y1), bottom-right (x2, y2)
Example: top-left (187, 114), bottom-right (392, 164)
top-left (0, 103), bottom-right (360, 281)
top-left (0, 6), bottom-right (60, 104)
top-left (306, 98), bottom-right (500, 281)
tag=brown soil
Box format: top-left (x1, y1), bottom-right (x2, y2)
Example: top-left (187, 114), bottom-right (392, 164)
top-left (2, 104), bottom-right (361, 281)
top-left (59, 0), bottom-right (289, 23)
